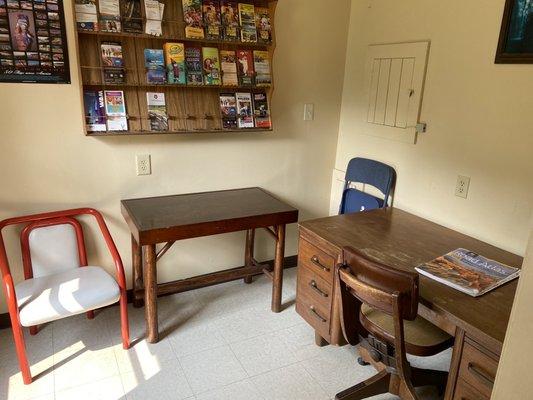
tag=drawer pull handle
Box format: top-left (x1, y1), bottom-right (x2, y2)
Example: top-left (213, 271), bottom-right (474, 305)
top-left (309, 306), bottom-right (327, 323)
top-left (467, 362), bottom-right (494, 388)
top-left (311, 256), bottom-right (330, 272)
top-left (309, 280), bottom-right (328, 297)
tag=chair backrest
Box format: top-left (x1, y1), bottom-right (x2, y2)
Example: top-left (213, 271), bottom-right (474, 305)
top-left (339, 157), bottom-right (396, 215)
top-left (339, 246), bottom-right (418, 321)
top-left (20, 217), bottom-right (87, 279)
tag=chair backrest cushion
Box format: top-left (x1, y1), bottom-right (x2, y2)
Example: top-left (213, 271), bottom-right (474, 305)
top-left (340, 189), bottom-right (384, 214)
top-left (344, 158), bottom-right (396, 197)
top-left (341, 246), bottom-right (419, 320)
top-left (28, 224), bottom-right (80, 278)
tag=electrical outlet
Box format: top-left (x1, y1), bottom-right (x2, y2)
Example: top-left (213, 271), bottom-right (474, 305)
top-left (303, 103), bottom-right (314, 121)
top-left (455, 175), bottom-right (470, 199)
top-left (136, 154), bottom-right (151, 176)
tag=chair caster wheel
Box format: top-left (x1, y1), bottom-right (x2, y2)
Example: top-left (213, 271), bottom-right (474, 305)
top-left (357, 357), bottom-right (370, 366)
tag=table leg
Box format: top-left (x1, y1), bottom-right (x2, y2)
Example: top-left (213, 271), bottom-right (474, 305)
top-left (132, 235), bottom-right (144, 308)
top-left (143, 244), bottom-right (159, 343)
top-left (271, 224), bottom-right (286, 313)
top-left (244, 229), bottom-right (255, 284)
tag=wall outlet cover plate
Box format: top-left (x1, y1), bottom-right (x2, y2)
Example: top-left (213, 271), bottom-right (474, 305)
top-left (455, 175), bottom-right (470, 199)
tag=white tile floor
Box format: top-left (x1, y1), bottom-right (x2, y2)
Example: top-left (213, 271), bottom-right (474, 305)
top-left (0, 268), bottom-right (452, 400)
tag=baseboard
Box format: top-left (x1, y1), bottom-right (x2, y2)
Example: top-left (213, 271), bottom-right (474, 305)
top-left (0, 255), bottom-right (298, 330)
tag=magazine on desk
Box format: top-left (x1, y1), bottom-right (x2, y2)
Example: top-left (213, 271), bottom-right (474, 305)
top-left (415, 248), bottom-right (520, 297)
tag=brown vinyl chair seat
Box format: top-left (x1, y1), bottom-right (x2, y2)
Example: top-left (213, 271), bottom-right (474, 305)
top-left (360, 304), bottom-right (453, 356)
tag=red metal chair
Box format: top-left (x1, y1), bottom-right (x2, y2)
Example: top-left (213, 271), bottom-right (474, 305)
top-left (0, 208), bottom-right (130, 385)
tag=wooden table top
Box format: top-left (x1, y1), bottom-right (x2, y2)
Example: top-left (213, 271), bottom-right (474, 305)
top-left (299, 208), bottom-right (523, 346)
top-left (122, 187), bottom-right (299, 244)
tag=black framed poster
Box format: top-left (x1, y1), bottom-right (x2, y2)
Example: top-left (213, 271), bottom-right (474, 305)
top-left (496, 0), bottom-right (533, 63)
top-left (0, 0), bottom-right (70, 83)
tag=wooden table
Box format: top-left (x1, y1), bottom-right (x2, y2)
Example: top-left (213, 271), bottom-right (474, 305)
top-left (296, 208), bottom-right (523, 399)
top-left (121, 187), bottom-right (298, 343)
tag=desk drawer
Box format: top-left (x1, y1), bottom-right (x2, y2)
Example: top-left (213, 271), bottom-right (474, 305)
top-left (298, 238), bottom-right (335, 283)
top-left (297, 264), bottom-right (332, 312)
top-left (458, 340), bottom-right (498, 398)
top-left (296, 299), bottom-right (330, 340)
top-left (296, 274), bottom-right (331, 340)
top-left (453, 378), bottom-right (488, 400)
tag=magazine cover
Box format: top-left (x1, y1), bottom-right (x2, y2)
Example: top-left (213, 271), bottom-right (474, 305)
top-left (146, 92), bottom-right (168, 131)
top-left (104, 90), bottom-right (126, 115)
top-left (219, 93), bottom-right (237, 129)
top-left (76, 12), bottom-right (98, 31)
top-left (253, 92), bottom-right (271, 128)
top-left (83, 90), bottom-right (106, 131)
top-left (220, 50), bottom-right (237, 86)
top-left (238, 3), bottom-right (254, 26)
top-left (238, 3), bottom-right (256, 42)
top-left (101, 42), bottom-right (123, 67)
top-left (185, 46), bottom-right (203, 85)
top-left (415, 248), bottom-right (520, 297)
top-left (220, 0), bottom-right (239, 41)
top-left (202, 46), bottom-right (220, 85)
top-left (240, 25), bottom-right (257, 43)
top-left (236, 50), bottom-right (254, 86)
top-left (164, 43), bottom-right (186, 84)
top-left (145, 49), bottom-right (165, 67)
top-left (255, 7), bottom-right (271, 44)
top-left (120, 0), bottom-right (142, 33)
top-left (182, 0), bottom-right (204, 39)
top-left (103, 68), bottom-right (125, 84)
top-left (99, 0), bottom-right (121, 32)
top-left (100, 14), bottom-right (121, 33)
top-left (104, 90), bottom-right (128, 130)
top-left (144, 0), bottom-right (164, 36)
top-left (144, 48), bottom-right (166, 84)
top-left (75, 0), bottom-right (98, 31)
top-left (253, 50), bottom-right (271, 86)
top-left (202, 0), bottom-right (221, 40)
top-left (236, 92), bottom-right (253, 128)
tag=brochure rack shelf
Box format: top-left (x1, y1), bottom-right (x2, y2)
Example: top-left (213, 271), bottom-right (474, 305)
top-left (73, 0), bottom-right (277, 136)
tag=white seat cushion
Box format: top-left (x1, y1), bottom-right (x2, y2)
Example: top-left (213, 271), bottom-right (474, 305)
top-left (16, 266), bottom-right (120, 326)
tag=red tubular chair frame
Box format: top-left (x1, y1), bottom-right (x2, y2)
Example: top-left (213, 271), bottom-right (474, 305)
top-left (0, 208), bottom-right (130, 385)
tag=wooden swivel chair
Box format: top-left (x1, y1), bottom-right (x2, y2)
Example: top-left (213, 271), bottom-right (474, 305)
top-left (335, 247), bottom-right (453, 400)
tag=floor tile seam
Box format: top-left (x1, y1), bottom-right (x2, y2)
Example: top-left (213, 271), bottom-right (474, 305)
top-left (53, 372), bottom-right (124, 397)
top-left (298, 355), bottom-right (337, 398)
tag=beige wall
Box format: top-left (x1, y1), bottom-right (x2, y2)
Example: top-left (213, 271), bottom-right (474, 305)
top-left (0, 0), bottom-right (352, 313)
top-left (334, 0), bottom-right (533, 256)
top-left (493, 228), bottom-right (533, 399)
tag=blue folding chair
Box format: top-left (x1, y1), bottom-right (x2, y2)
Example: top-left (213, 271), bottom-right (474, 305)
top-left (339, 158), bottom-right (396, 215)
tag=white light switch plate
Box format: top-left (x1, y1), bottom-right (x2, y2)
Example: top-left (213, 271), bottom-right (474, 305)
top-left (136, 154), bottom-right (151, 176)
top-left (304, 103), bottom-right (314, 121)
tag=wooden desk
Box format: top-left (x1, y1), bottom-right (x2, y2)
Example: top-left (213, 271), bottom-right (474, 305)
top-left (296, 208), bottom-right (522, 400)
top-left (121, 187), bottom-right (298, 343)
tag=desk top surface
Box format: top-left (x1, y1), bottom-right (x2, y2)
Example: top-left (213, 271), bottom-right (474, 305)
top-left (300, 208), bottom-right (523, 345)
top-left (121, 187), bottom-right (298, 243)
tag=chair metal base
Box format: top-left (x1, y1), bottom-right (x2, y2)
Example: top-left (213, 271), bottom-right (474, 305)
top-left (336, 341), bottom-right (448, 400)
top-left (357, 357), bottom-right (370, 366)
top-left (335, 369), bottom-right (390, 400)
top-left (335, 366), bottom-right (447, 400)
